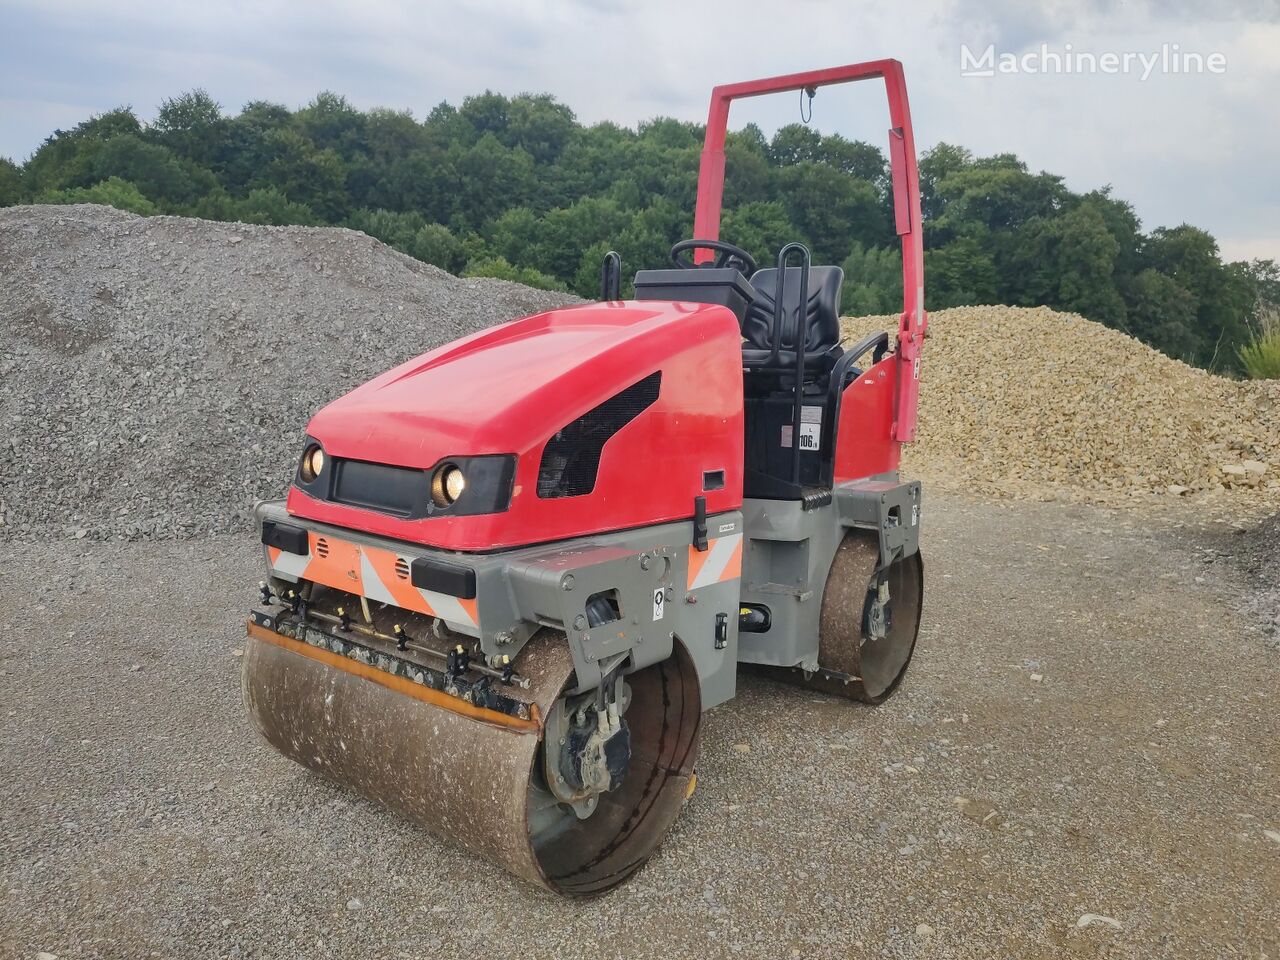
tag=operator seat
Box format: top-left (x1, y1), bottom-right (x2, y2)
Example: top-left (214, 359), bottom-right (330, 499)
top-left (740, 266), bottom-right (844, 381)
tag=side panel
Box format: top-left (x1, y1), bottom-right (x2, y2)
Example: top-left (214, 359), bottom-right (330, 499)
top-left (735, 478), bottom-right (920, 671)
top-left (833, 353), bottom-right (901, 483)
top-left (736, 499), bottom-right (846, 670)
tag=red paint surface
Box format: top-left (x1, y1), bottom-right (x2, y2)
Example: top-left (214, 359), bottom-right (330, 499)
top-left (288, 301), bottom-right (744, 550)
top-left (833, 354), bottom-right (901, 483)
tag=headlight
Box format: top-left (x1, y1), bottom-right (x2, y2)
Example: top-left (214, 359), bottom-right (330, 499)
top-left (431, 463), bottom-right (466, 507)
top-left (300, 444), bottom-right (325, 482)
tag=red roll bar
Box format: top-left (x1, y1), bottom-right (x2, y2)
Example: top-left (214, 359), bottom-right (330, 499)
top-left (692, 60), bottom-right (927, 442)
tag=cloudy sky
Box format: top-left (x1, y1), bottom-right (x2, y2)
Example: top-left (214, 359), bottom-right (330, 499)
top-left (2, 0), bottom-right (1277, 261)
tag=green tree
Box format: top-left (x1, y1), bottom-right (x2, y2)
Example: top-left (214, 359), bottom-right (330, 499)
top-left (505, 94), bottom-right (576, 164)
top-left (1237, 258), bottom-right (1280, 312)
top-left (22, 107), bottom-right (143, 194)
top-left (295, 92), bottom-right (366, 158)
top-left (931, 162), bottom-right (1066, 240)
top-left (1144, 225), bottom-right (1253, 369)
top-left (219, 100), bottom-right (292, 190)
top-left (722, 133), bottom-right (774, 209)
top-left (778, 162), bottom-right (888, 262)
top-left (534, 197), bottom-right (628, 277)
top-left (917, 142), bottom-right (971, 223)
top-left (770, 124), bottom-right (822, 166)
top-left (927, 237), bottom-right (999, 307)
top-left (488, 206), bottom-right (542, 266)
top-left (232, 187), bottom-right (319, 226)
top-left (463, 255), bottom-right (565, 291)
top-left (721, 201), bottom-right (798, 266)
top-left (411, 223), bottom-right (465, 273)
top-left (346, 208), bottom-right (427, 253)
top-left (263, 129), bottom-right (350, 220)
top-left (13, 87), bottom-right (1260, 374)
top-left (445, 133), bottom-right (535, 225)
top-left (1004, 202), bottom-right (1125, 325)
top-left (548, 122), bottom-right (635, 205)
top-left (816, 134), bottom-right (886, 185)
top-left (840, 243), bottom-right (903, 315)
top-left (1082, 188), bottom-right (1143, 277)
top-left (1123, 268), bottom-right (1200, 360)
top-left (0, 158), bottom-right (22, 205)
top-left (637, 117), bottom-right (701, 150)
top-left (613, 198), bottom-right (691, 278)
top-left (87, 134), bottom-right (212, 206)
top-left (458, 92), bottom-right (510, 143)
top-left (152, 90), bottom-right (226, 166)
top-left (37, 176), bottom-right (158, 215)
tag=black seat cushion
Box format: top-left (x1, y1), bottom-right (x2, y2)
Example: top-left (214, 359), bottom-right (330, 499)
top-left (741, 266), bottom-right (843, 369)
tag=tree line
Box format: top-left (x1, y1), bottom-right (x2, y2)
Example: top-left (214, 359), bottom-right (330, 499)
top-left (2, 89), bottom-right (1276, 374)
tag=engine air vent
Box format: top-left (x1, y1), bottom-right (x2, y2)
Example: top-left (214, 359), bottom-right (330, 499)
top-left (315, 537), bottom-right (329, 558)
top-left (394, 558), bottom-right (411, 580)
top-left (537, 372), bottom-right (661, 499)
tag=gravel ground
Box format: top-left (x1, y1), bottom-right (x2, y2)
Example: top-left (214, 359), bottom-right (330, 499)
top-left (0, 204), bottom-right (576, 541)
top-left (3, 494), bottom-right (1277, 960)
top-left (1207, 511), bottom-right (1280, 650)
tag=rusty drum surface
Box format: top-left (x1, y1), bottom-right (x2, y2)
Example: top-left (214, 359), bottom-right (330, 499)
top-left (243, 626), bottom-right (700, 895)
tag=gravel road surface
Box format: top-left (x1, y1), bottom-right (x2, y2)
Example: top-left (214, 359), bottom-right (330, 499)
top-left (2, 494), bottom-right (1277, 959)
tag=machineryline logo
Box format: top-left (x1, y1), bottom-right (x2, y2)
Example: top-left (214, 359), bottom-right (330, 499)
top-left (960, 42), bottom-right (1227, 80)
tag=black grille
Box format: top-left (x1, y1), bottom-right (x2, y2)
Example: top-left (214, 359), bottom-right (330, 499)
top-left (331, 459), bottom-right (426, 517)
top-left (537, 372), bottom-right (661, 498)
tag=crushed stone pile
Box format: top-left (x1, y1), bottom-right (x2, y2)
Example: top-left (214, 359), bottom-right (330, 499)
top-left (2, 205), bottom-right (1275, 542)
top-left (0, 205), bottom-right (577, 540)
top-left (843, 307), bottom-right (1279, 515)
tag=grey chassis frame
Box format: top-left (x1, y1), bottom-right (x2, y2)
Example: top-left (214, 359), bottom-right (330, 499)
top-left (253, 474), bottom-right (921, 709)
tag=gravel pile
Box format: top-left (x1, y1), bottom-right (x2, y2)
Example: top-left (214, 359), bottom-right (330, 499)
top-left (2, 205), bottom-right (1274, 543)
top-left (844, 307), bottom-right (1279, 515)
top-left (0, 204), bottom-right (577, 540)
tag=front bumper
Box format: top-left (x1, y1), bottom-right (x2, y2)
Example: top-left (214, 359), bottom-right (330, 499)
top-left (258, 500), bottom-right (481, 635)
top-left (253, 500), bottom-right (743, 701)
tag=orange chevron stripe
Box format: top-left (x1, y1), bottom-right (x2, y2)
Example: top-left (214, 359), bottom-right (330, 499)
top-left (302, 533), bottom-right (363, 594)
top-left (686, 543), bottom-right (712, 590)
top-left (363, 545), bottom-right (434, 616)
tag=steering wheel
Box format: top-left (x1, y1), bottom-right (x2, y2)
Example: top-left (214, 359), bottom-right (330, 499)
top-left (669, 239), bottom-right (758, 275)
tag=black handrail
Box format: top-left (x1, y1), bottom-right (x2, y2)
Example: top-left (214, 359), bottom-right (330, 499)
top-left (599, 250), bottom-right (622, 301)
top-left (770, 242), bottom-right (811, 484)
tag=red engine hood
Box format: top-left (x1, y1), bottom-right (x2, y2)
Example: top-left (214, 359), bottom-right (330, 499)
top-left (287, 299), bottom-right (745, 550)
top-left (308, 301), bottom-right (722, 462)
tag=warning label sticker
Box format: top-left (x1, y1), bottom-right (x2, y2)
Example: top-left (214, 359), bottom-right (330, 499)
top-left (780, 421), bottom-right (821, 450)
top-left (781, 407), bottom-right (822, 450)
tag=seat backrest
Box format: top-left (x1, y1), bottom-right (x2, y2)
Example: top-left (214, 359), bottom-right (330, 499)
top-left (743, 266), bottom-right (844, 356)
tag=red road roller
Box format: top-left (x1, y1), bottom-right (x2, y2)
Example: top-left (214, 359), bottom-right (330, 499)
top-left (243, 60), bottom-right (927, 894)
